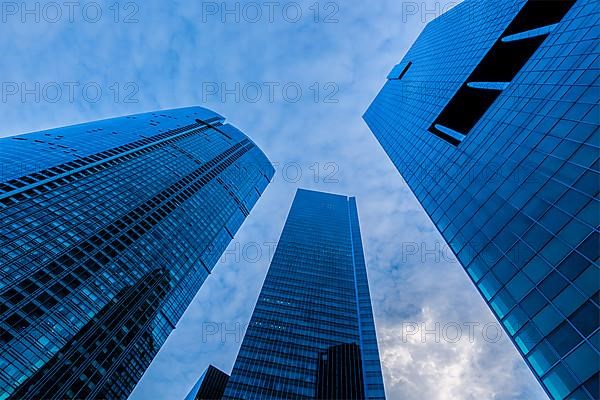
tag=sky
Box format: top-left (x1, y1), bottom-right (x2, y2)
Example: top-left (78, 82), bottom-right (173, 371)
top-left (1, 0), bottom-right (548, 399)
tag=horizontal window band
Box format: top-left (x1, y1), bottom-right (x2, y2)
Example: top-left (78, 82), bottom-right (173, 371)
top-left (0, 140), bottom-right (254, 333)
top-left (0, 123), bottom-right (223, 206)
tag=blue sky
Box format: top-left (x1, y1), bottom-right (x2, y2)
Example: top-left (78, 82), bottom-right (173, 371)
top-left (1, 1), bottom-right (548, 398)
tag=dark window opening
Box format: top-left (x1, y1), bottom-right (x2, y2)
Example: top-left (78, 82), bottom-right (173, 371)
top-left (4, 288), bottom-right (25, 304)
top-left (428, 0), bottom-right (576, 146)
top-left (504, 0), bottom-right (577, 36)
top-left (468, 34), bottom-right (547, 83)
top-left (21, 302), bottom-right (44, 318)
top-left (6, 313), bottom-right (30, 331)
top-left (396, 62), bottom-right (412, 80)
top-left (0, 328), bottom-right (14, 343)
top-left (430, 87), bottom-right (502, 145)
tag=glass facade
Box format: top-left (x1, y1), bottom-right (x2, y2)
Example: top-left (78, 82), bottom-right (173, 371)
top-left (185, 365), bottom-right (230, 400)
top-left (222, 189), bottom-right (386, 399)
top-left (0, 107), bottom-right (274, 399)
top-left (363, 1), bottom-right (599, 399)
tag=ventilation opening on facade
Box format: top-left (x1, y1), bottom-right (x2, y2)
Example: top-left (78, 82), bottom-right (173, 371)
top-left (396, 62), bottom-right (412, 80)
top-left (428, 0), bottom-right (576, 146)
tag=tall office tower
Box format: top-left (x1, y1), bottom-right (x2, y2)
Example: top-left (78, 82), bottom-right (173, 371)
top-left (364, 1), bottom-right (598, 399)
top-left (0, 107), bottom-right (274, 400)
top-left (222, 189), bottom-right (386, 399)
top-left (185, 365), bottom-right (230, 400)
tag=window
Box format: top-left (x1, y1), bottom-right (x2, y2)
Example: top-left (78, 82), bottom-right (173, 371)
top-left (396, 62), bottom-right (412, 80)
top-left (429, 0), bottom-right (577, 146)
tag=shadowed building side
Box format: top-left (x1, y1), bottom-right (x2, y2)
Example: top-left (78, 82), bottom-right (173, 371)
top-left (316, 343), bottom-right (365, 400)
top-left (10, 268), bottom-right (171, 399)
top-left (185, 365), bottom-right (230, 400)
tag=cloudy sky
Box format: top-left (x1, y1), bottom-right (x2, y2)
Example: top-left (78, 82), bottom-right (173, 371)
top-left (2, 0), bottom-right (548, 398)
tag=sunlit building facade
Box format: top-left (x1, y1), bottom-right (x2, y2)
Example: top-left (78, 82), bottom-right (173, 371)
top-left (364, 1), bottom-right (599, 399)
top-left (0, 107), bottom-right (274, 399)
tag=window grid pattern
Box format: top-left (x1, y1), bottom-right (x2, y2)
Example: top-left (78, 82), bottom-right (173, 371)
top-left (223, 189), bottom-right (385, 399)
top-left (0, 107), bottom-right (274, 400)
top-left (363, 1), bottom-right (599, 399)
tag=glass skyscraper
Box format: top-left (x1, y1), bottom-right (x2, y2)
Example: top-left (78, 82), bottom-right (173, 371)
top-left (0, 107), bottom-right (274, 399)
top-left (222, 189), bottom-right (386, 399)
top-left (364, 1), bottom-right (598, 399)
top-left (185, 365), bottom-right (230, 400)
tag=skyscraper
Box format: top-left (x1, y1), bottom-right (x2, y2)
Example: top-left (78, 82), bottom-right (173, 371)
top-left (185, 365), bottom-right (230, 400)
top-left (364, 1), bottom-right (598, 399)
top-left (222, 189), bottom-right (386, 399)
top-left (0, 107), bottom-right (274, 399)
